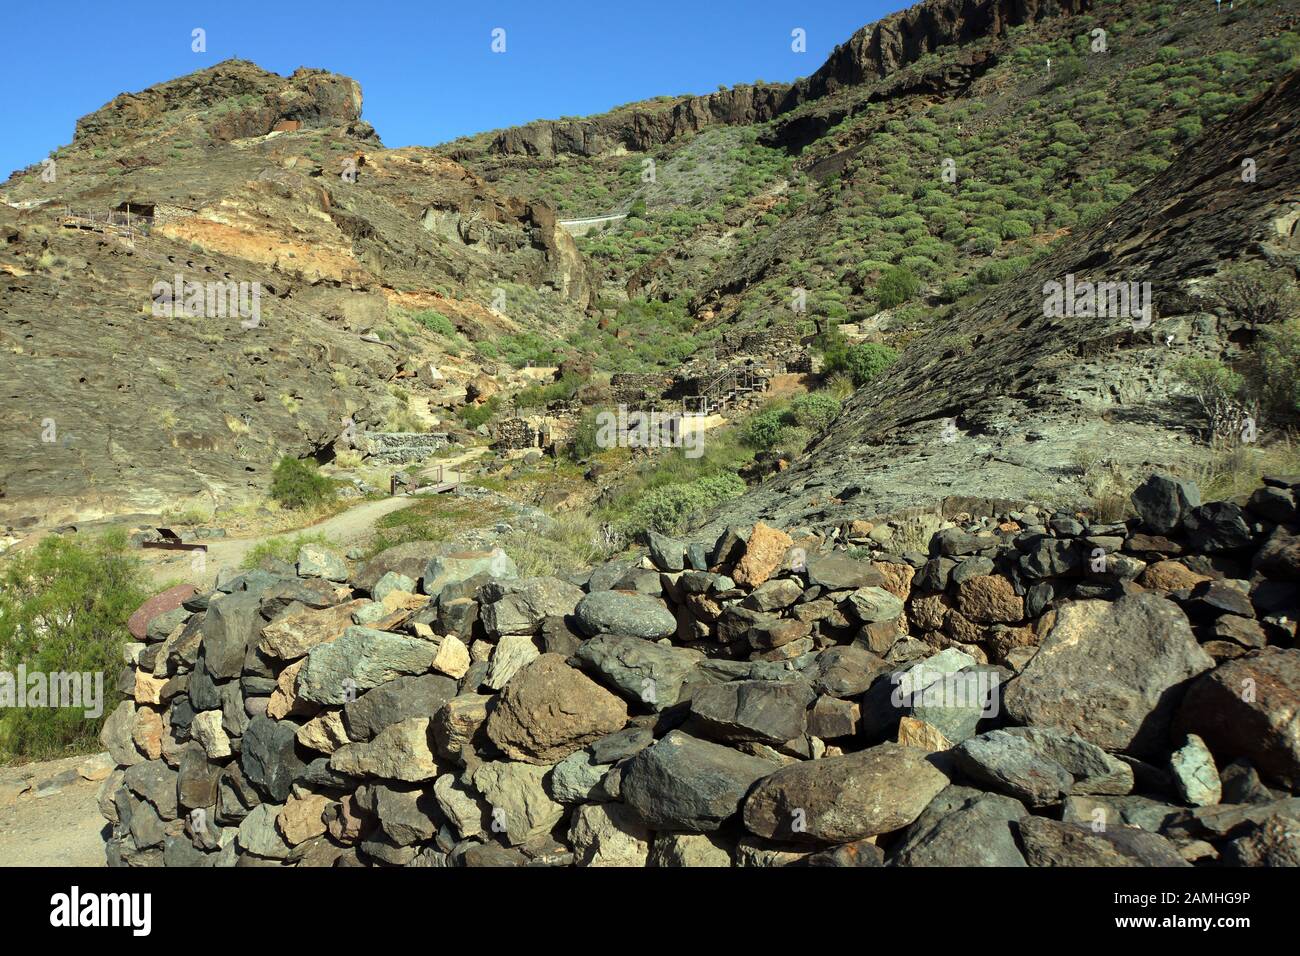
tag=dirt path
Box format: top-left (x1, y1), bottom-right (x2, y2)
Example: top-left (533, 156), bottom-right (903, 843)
top-left (0, 753), bottom-right (112, 867)
top-left (145, 449), bottom-right (487, 589)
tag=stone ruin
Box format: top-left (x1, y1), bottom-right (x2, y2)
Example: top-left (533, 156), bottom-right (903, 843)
top-left (359, 431), bottom-right (451, 464)
top-left (97, 473), bottom-right (1300, 867)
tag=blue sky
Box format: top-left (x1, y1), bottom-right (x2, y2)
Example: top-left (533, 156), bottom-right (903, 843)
top-left (0, 0), bottom-right (903, 178)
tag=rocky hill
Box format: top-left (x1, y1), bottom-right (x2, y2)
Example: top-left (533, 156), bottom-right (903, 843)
top-left (0, 61), bottom-right (596, 525)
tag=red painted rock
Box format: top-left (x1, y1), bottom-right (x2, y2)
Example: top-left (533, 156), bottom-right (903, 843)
top-left (128, 583), bottom-right (196, 640)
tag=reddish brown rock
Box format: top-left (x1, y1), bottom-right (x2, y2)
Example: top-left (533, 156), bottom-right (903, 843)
top-left (956, 575), bottom-right (1024, 624)
top-left (732, 523), bottom-right (794, 588)
top-left (128, 584), bottom-right (196, 640)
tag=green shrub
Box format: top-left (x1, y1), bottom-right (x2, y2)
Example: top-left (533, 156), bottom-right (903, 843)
top-left (270, 456), bottom-right (337, 510)
top-left (618, 473), bottom-right (746, 537)
top-left (788, 392), bottom-right (841, 430)
top-left (1256, 318), bottom-right (1300, 419)
top-left (0, 531), bottom-right (148, 759)
top-left (876, 266), bottom-right (921, 309)
top-left (413, 310), bottom-right (456, 337)
top-left (456, 397), bottom-right (500, 429)
top-left (742, 410), bottom-right (788, 450)
top-left (824, 341), bottom-right (900, 388)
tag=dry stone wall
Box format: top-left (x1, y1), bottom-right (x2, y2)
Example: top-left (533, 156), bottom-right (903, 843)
top-left (100, 474), bottom-right (1300, 867)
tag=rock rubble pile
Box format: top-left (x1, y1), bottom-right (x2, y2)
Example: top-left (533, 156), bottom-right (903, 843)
top-left (101, 474), bottom-right (1300, 866)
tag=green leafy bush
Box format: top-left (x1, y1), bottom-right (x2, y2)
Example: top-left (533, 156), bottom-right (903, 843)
top-left (456, 397), bottom-right (500, 429)
top-left (1256, 318), bottom-right (1300, 419)
top-left (0, 531), bottom-right (148, 759)
top-left (742, 410), bottom-right (788, 450)
top-left (876, 266), bottom-right (921, 309)
top-left (824, 342), bottom-right (900, 388)
top-left (618, 473), bottom-right (746, 537)
top-left (788, 392), bottom-right (842, 430)
top-left (270, 456), bottom-right (338, 510)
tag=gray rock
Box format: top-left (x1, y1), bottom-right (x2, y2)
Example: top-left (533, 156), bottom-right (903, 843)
top-left (742, 578), bottom-right (804, 612)
top-left (479, 577), bottom-right (585, 637)
top-left (574, 590), bottom-right (677, 639)
top-left (622, 731), bottom-right (776, 832)
top-left (743, 743), bottom-right (949, 843)
top-left (1182, 502), bottom-right (1252, 552)
top-left (99, 700), bottom-right (145, 767)
top-left (432, 773), bottom-right (485, 839)
top-left (548, 749), bottom-right (608, 804)
top-left (296, 626), bottom-right (437, 705)
top-left (1131, 473), bottom-right (1200, 534)
top-left (951, 556), bottom-right (995, 586)
top-left (844, 586), bottom-right (904, 623)
top-left (330, 717), bottom-right (440, 782)
top-left (484, 635), bottom-right (541, 690)
top-left (647, 532), bottom-right (686, 572)
top-left (574, 634), bottom-right (703, 711)
top-left (649, 832), bottom-right (734, 867)
top-left (805, 554), bottom-right (882, 590)
top-left (241, 716), bottom-right (306, 802)
top-left (811, 645), bottom-right (889, 697)
top-left (297, 544), bottom-right (349, 582)
top-left (342, 673), bottom-right (458, 740)
top-left (372, 572), bottom-right (417, 603)
top-left (237, 803), bottom-right (291, 859)
top-left (568, 801), bottom-right (651, 866)
top-left (469, 761), bottom-right (563, 846)
top-left (123, 760), bottom-right (179, 820)
top-left (688, 679), bottom-right (815, 745)
top-left (373, 783), bottom-right (440, 846)
top-left (1004, 593), bottom-right (1213, 758)
top-left (1016, 816), bottom-right (1189, 867)
top-left (891, 785), bottom-right (1028, 866)
top-left (422, 549), bottom-right (517, 600)
top-left (200, 591), bottom-right (262, 680)
top-left (1170, 733), bottom-right (1222, 807)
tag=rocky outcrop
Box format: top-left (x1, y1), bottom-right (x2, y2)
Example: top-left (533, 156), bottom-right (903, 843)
top-left (98, 473), bottom-right (1299, 867)
top-left (460, 0), bottom-right (1089, 160)
top-left (795, 0), bottom-right (1093, 100)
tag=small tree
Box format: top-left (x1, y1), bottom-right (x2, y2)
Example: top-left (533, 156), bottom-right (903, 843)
top-left (1175, 357), bottom-right (1254, 444)
top-left (1209, 261), bottom-right (1299, 329)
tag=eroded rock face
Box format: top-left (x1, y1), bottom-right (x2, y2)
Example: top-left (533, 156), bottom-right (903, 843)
top-left (1003, 594), bottom-right (1214, 758)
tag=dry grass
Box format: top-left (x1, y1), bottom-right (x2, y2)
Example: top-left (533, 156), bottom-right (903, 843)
top-left (1193, 434), bottom-right (1300, 503)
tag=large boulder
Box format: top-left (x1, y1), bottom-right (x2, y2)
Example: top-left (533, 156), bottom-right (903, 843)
top-left (621, 731), bottom-right (775, 832)
top-left (891, 786), bottom-right (1028, 867)
top-left (1003, 594), bottom-right (1213, 757)
top-left (329, 717), bottom-right (440, 782)
top-left (295, 627), bottom-right (437, 705)
top-left (422, 549), bottom-right (517, 600)
top-left (743, 743), bottom-right (949, 844)
top-left (574, 591), bottom-right (677, 639)
top-left (574, 634), bottom-right (702, 710)
top-left (469, 761), bottom-right (563, 846)
top-left (687, 679), bottom-right (814, 745)
top-left (485, 654), bottom-right (628, 764)
top-left (241, 715), bottom-right (307, 802)
top-left (1175, 648), bottom-right (1300, 789)
top-left (200, 591), bottom-right (262, 679)
top-left (954, 728), bottom-right (1133, 806)
top-left (1130, 474), bottom-right (1200, 534)
top-left (479, 577), bottom-right (585, 637)
top-left (1016, 816), bottom-right (1189, 867)
top-left (342, 673), bottom-right (459, 741)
